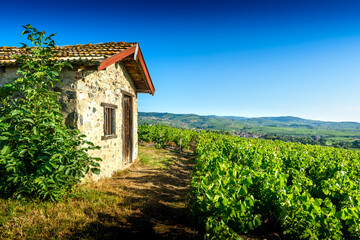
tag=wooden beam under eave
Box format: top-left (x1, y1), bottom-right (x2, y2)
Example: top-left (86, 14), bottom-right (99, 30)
top-left (135, 47), bottom-right (155, 95)
top-left (133, 60), bottom-right (149, 93)
top-left (122, 63), bottom-right (145, 93)
top-left (137, 89), bottom-right (152, 93)
top-left (98, 44), bottom-right (155, 95)
top-left (133, 56), bottom-right (155, 96)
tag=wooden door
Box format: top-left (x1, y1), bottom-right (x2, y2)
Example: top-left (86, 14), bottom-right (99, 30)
top-left (123, 95), bottom-right (132, 164)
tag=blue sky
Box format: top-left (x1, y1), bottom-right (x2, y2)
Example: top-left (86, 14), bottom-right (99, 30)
top-left (2, 0), bottom-right (360, 122)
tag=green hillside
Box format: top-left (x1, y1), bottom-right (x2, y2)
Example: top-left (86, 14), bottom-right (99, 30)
top-left (138, 112), bottom-right (360, 147)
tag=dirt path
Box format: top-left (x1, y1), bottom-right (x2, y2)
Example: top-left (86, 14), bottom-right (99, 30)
top-left (66, 145), bottom-right (281, 240)
top-left (93, 146), bottom-right (202, 240)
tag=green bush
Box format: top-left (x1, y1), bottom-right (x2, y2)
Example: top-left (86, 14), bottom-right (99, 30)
top-left (0, 25), bottom-right (101, 201)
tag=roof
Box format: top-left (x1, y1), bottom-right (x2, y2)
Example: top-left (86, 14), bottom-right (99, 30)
top-left (0, 42), bottom-right (155, 95)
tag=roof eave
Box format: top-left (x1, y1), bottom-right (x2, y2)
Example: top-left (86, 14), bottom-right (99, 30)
top-left (135, 46), bottom-right (155, 96)
top-left (98, 44), bottom-right (155, 95)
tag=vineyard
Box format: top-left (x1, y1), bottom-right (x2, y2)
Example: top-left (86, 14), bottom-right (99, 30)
top-left (139, 124), bottom-right (360, 239)
top-left (138, 124), bottom-right (197, 150)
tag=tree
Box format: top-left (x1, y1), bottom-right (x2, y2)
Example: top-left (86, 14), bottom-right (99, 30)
top-left (0, 25), bottom-right (101, 200)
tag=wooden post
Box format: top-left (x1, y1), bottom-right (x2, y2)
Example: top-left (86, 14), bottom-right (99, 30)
top-left (180, 134), bottom-right (182, 152)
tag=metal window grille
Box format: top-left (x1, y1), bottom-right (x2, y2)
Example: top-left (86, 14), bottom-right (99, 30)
top-left (101, 102), bottom-right (117, 140)
top-left (104, 107), bottom-right (115, 136)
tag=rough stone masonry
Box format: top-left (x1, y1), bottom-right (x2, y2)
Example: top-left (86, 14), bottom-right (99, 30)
top-left (0, 62), bottom-right (139, 181)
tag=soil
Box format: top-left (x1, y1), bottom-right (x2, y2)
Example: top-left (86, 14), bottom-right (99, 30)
top-left (78, 145), bottom-right (202, 240)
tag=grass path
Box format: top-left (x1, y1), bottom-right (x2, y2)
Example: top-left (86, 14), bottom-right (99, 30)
top-left (90, 145), bottom-right (202, 239)
top-left (0, 145), bottom-right (201, 240)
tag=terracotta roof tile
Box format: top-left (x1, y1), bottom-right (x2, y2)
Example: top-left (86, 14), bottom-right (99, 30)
top-left (0, 41), bottom-right (136, 65)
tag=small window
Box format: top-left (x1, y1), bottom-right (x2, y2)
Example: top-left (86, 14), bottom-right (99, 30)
top-left (101, 103), bottom-right (118, 140)
top-left (104, 107), bottom-right (115, 135)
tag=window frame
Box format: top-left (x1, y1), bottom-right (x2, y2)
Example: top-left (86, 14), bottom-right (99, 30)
top-left (101, 102), bottom-right (118, 140)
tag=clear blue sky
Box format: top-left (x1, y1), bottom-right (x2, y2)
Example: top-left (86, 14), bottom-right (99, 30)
top-left (2, 0), bottom-right (360, 122)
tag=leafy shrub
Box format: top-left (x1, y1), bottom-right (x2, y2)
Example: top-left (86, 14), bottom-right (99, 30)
top-left (0, 25), bottom-right (101, 201)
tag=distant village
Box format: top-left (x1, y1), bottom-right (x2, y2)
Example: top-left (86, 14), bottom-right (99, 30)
top-left (232, 131), bottom-right (262, 138)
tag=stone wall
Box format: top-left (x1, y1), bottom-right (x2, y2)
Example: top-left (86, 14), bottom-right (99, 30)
top-left (73, 62), bottom-right (138, 180)
top-left (0, 67), bottom-right (18, 87)
top-left (0, 62), bottom-right (138, 181)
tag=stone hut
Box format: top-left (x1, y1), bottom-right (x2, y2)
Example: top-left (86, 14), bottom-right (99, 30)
top-left (0, 42), bottom-right (155, 179)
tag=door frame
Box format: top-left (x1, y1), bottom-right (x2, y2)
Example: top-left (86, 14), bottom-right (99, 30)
top-left (122, 90), bottom-right (134, 165)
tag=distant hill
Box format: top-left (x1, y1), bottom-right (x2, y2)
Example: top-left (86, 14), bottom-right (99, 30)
top-left (139, 112), bottom-right (249, 131)
top-left (139, 112), bottom-right (360, 130)
top-left (138, 112), bottom-right (360, 143)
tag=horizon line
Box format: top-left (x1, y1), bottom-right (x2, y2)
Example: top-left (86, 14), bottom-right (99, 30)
top-left (138, 111), bottom-right (360, 124)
